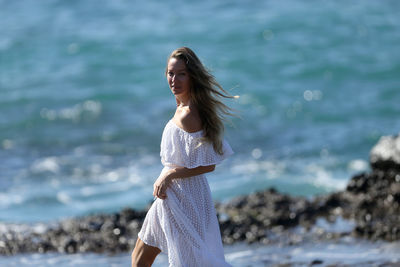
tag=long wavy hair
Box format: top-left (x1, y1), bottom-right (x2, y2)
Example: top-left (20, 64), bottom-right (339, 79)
top-left (166, 47), bottom-right (235, 155)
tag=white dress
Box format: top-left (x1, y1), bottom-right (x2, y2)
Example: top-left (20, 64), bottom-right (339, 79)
top-left (138, 119), bottom-right (233, 267)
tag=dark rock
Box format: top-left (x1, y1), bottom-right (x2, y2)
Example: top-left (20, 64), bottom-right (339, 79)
top-left (61, 238), bottom-right (78, 254)
top-left (0, 207), bottom-right (145, 255)
top-left (310, 259), bottom-right (323, 265)
top-left (343, 166), bottom-right (400, 241)
top-left (215, 135), bottom-right (400, 243)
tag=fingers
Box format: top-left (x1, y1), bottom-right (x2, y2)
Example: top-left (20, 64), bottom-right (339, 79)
top-left (158, 185), bottom-right (167, 199)
top-left (153, 184), bottom-right (167, 199)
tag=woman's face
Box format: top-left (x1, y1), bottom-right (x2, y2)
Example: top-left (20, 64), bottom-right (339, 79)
top-left (167, 58), bottom-right (191, 98)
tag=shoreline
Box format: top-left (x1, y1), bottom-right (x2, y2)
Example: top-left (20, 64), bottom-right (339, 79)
top-left (1, 135), bottom-right (399, 260)
top-left (1, 237), bottom-right (399, 267)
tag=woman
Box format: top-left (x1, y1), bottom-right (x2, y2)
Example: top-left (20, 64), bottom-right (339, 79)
top-left (132, 47), bottom-right (234, 267)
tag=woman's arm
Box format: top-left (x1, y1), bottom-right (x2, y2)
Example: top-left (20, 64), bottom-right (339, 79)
top-left (153, 165), bottom-right (215, 199)
top-left (167, 165), bottom-right (215, 179)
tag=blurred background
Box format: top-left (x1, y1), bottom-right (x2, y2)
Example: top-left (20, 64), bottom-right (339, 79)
top-left (1, 0), bottom-right (399, 223)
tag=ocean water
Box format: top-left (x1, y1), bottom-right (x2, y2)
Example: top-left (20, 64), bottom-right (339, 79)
top-left (1, 0), bottom-right (400, 226)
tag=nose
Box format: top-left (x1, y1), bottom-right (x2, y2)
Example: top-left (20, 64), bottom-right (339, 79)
top-left (171, 74), bottom-right (177, 84)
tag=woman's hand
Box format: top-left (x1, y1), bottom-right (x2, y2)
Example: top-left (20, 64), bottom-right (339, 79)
top-left (152, 165), bottom-right (215, 199)
top-left (153, 169), bottom-right (173, 199)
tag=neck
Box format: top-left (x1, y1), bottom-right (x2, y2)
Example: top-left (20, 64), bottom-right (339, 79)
top-left (176, 94), bottom-right (191, 107)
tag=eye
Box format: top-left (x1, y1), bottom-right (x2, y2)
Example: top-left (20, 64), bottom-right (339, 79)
top-left (167, 71), bottom-right (173, 77)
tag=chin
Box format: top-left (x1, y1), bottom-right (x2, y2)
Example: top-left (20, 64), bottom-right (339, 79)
top-left (172, 90), bottom-right (182, 95)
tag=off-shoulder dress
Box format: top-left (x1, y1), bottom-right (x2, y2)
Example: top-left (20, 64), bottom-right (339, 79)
top-left (138, 119), bottom-right (233, 267)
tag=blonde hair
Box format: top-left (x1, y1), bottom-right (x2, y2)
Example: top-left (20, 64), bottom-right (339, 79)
top-left (166, 47), bottom-right (235, 155)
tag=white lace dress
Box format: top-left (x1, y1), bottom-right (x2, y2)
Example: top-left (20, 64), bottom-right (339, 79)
top-left (138, 119), bottom-right (233, 267)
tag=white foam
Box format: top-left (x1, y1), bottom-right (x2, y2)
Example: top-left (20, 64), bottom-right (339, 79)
top-left (348, 159), bottom-right (368, 172)
top-left (31, 157), bottom-right (60, 174)
top-left (0, 192), bottom-right (24, 207)
top-left (230, 159), bottom-right (286, 179)
top-left (306, 163), bottom-right (347, 190)
top-left (40, 100), bottom-right (102, 122)
top-left (56, 191), bottom-right (71, 204)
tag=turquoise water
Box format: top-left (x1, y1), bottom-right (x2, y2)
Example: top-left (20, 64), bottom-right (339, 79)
top-left (1, 0), bottom-right (400, 223)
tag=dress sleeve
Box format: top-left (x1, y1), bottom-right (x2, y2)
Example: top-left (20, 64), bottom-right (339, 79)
top-left (160, 129), bottom-right (234, 169)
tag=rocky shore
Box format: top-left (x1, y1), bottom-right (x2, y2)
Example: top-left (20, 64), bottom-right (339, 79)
top-left (1, 135), bottom-right (399, 255)
top-left (218, 134), bottom-right (400, 244)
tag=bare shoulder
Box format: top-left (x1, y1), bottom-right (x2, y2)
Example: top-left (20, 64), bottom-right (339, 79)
top-left (174, 106), bottom-right (202, 133)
